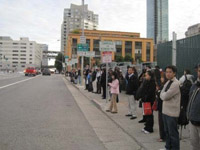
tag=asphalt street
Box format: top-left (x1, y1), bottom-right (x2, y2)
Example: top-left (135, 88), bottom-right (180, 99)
top-left (0, 74), bottom-right (106, 150)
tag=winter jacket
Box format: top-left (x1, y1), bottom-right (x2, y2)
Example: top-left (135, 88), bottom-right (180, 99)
top-left (160, 77), bottom-right (181, 117)
top-left (187, 80), bottom-right (200, 124)
top-left (109, 79), bottom-right (119, 94)
top-left (179, 74), bottom-right (194, 86)
top-left (138, 79), bottom-right (156, 104)
top-left (126, 74), bottom-right (139, 95)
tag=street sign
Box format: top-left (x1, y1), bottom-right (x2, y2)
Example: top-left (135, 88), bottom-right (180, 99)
top-left (85, 51), bottom-right (95, 57)
top-left (102, 51), bottom-right (112, 63)
top-left (80, 36), bottom-right (86, 44)
top-left (77, 51), bottom-right (95, 57)
top-left (65, 58), bottom-right (69, 63)
top-left (77, 43), bottom-right (89, 51)
top-left (71, 58), bottom-right (78, 64)
top-left (65, 56), bottom-right (69, 59)
top-left (100, 41), bottom-right (116, 52)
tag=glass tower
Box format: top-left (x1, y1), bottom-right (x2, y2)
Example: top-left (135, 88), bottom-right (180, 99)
top-left (147, 0), bottom-right (169, 44)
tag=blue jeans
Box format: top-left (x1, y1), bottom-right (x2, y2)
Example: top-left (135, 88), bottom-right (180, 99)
top-left (162, 114), bottom-right (180, 150)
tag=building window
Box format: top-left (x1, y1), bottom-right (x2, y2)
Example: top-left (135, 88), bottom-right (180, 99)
top-left (21, 54), bottom-right (26, 56)
top-left (115, 40), bottom-right (122, 56)
top-left (13, 43), bottom-right (18, 45)
top-left (21, 65), bottom-right (25, 67)
top-left (93, 40), bottom-right (100, 53)
top-left (21, 43), bottom-right (26, 45)
top-left (12, 62), bottom-right (18, 64)
top-left (30, 54), bottom-right (32, 56)
top-left (13, 54), bottom-right (18, 56)
top-left (21, 47), bottom-right (26, 49)
top-left (12, 58), bottom-right (18, 60)
top-left (20, 62), bottom-right (26, 64)
top-left (20, 50), bottom-right (26, 52)
top-left (12, 50), bottom-right (18, 52)
top-left (135, 42), bottom-right (142, 63)
top-left (146, 42), bottom-right (151, 61)
top-left (20, 58), bottom-right (26, 60)
top-left (125, 41), bottom-right (132, 55)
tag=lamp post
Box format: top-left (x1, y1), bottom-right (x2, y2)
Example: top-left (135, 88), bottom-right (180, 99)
top-left (81, 0), bottom-right (85, 86)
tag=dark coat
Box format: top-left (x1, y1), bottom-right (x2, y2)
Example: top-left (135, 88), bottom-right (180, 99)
top-left (136, 79), bottom-right (156, 104)
top-left (101, 71), bottom-right (106, 86)
top-left (126, 74), bottom-right (139, 95)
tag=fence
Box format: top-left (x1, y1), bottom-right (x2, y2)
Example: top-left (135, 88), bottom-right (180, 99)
top-left (157, 34), bottom-right (200, 78)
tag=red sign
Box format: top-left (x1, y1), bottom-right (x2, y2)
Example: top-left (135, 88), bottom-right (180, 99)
top-left (102, 51), bottom-right (112, 63)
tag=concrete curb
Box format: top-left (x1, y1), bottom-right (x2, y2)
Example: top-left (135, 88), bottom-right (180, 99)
top-left (63, 76), bottom-right (146, 150)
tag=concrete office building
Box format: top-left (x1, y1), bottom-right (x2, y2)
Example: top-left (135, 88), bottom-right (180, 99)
top-left (185, 23), bottom-right (200, 37)
top-left (0, 36), bottom-right (43, 71)
top-left (40, 44), bottom-right (48, 67)
top-left (147, 0), bottom-right (169, 44)
top-left (60, 4), bottom-right (98, 52)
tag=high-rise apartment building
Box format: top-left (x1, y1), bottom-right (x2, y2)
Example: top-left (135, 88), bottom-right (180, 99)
top-left (147, 0), bottom-right (169, 44)
top-left (40, 44), bottom-right (48, 67)
top-left (60, 4), bottom-right (98, 52)
top-left (0, 36), bottom-right (44, 71)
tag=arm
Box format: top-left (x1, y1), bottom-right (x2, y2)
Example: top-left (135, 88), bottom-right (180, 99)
top-left (160, 82), bottom-right (180, 101)
top-left (109, 80), bottom-right (119, 89)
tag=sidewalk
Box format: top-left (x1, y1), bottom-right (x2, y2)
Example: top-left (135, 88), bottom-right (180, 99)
top-left (66, 77), bottom-right (190, 150)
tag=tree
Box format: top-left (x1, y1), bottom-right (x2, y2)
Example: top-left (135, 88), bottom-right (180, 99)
top-left (115, 55), bottom-right (124, 62)
top-left (55, 53), bottom-right (64, 73)
top-left (124, 54), bottom-right (134, 62)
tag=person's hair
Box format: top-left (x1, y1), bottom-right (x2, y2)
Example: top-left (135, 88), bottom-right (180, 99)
top-left (184, 69), bottom-right (191, 75)
top-left (155, 66), bottom-right (160, 69)
top-left (165, 65), bottom-right (177, 73)
top-left (146, 70), bottom-right (155, 81)
top-left (128, 67), bottom-right (133, 71)
top-left (132, 67), bottom-right (137, 73)
top-left (112, 72), bottom-right (118, 80)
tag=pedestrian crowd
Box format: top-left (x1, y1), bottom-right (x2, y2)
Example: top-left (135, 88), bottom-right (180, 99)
top-left (67, 64), bottom-right (200, 150)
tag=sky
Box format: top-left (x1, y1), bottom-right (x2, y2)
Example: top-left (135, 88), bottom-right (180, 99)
top-left (0, 0), bottom-right (200, 65)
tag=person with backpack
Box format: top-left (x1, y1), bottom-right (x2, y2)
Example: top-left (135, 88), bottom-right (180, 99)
top-left (125, 67), bottom-right (139, 120)
top-left (187, 65), bottom-right (200, 150)
top-left (179, 69), bottom-right (194, 86)
top-left (160, 66), bottom-right (181, 150)
top-left (178, 69), bottom-right (193, 130)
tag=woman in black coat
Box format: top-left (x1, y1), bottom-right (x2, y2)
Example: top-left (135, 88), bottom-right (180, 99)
top-left (140, 70), bottom-right (156, 133)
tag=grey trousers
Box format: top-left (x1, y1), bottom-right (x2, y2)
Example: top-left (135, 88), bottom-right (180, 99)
top-left (127, 95), bottom-right (137, 117)
top-left (189, 122), bottom-right (200, 150)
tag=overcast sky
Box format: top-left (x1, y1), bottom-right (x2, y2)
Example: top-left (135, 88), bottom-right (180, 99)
top-left (0, 0), bottom-right (200, 64)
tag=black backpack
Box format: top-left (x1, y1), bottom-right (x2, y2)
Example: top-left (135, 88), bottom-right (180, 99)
top-left (178, 75), bottom-right (192, 127)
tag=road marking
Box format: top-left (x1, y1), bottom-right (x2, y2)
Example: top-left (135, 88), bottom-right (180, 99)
top-left (0, 76), bottom-right (40, 90)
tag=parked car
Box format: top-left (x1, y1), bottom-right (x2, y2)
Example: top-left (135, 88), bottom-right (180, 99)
top-left (24, 67), bottom-right (37, 76)
top-left (42, 68), bottom-right (51, 76)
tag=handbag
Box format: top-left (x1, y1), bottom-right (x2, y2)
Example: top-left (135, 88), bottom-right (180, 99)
top-left (142, 102), bottom-right (152, 116)
top-left (152, 100), bottom-right (158, 111)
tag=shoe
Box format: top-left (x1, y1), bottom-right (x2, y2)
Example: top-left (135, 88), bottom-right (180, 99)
top-left (102, 98), bottom-right (106, 99)
top-left (106, 110), bottom-right (111, 112)
top-left (130, 116), bottom-right (137, 120)
top-left (111, 111), bottom-right (118, 114)
top-left (141, 128), bottom-right (145, 132)
top-left (125, 114), bottom-right (132, 117)
top-left (144, 130), bottom-right (150, 134)
top-left (138, 119), bottom-right (146, 123)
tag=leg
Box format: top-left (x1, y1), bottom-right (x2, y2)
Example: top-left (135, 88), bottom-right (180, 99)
top-left (112, 94), bottom-right (118, 112)
top-left (162, 114), bottom-right (170, 150)
top-left (165, 114), bottom-right (180, 150)
top-left (144, 114), bottom-right (154, 133)
top-left (189, 122), bottom-right (200, 150)
top-left (132, 96), bottom-right (137, 117)
top-left (158, 111), bottom-right (166, 140)
top-left (109, 97), bottom-right (114, 111)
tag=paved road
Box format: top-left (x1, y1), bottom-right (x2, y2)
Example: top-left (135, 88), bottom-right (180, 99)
top-left (0, 74), bottom-right (106, 150)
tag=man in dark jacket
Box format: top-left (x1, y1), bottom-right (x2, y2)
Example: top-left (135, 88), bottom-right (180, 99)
top-left (125, 67), bottom-right (139, 120)
top-left (187, 65), bottom-right (200, 150)
top-left (101, 68), bottom-right (106, 99)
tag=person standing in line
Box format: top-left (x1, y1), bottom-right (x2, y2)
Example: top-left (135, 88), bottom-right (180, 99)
top-left (139, 71), bottom-right (156, 134)
top-left (92, 68), bottom-right (97, 93)
top-left (125, 67), bottom-right (139, 120)
top-left (78, 68), bottom-right (81, 85)
top-left (160, 66), bottom-right (181, 150)
top-left (96, 68), bottom-right (101, 94)
top-left (179, 69), bottom-right (194, 86)
top-left (187, 65), bottom-right (200, 150)
top-left (106, 72), bottom-right (119, 113)
top-left (156, 75), bottom-right (167, 142)
top-left (101, 68), bottom-right (106, 99)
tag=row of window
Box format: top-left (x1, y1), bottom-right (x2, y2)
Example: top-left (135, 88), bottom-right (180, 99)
top-left (0, 43), bottom-right (33, 45)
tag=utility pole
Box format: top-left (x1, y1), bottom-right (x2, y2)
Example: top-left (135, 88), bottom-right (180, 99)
top-left (172, 32), bottom-right (177, 66)
top-left (81, 0), bottom-right (85, 86)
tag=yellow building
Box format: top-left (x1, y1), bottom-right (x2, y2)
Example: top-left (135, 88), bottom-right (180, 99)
top-left (65, 30), bottom-right (154, 65)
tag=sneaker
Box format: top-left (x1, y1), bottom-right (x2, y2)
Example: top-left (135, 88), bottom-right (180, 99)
top-left (144, 130), bottom-right (150, 134)
top-left (141, 128), bottom-right (145, 132)
top-left (138, 119), bottom-right (146, 123)
top-left (125, 114), bottom-right (132, 117)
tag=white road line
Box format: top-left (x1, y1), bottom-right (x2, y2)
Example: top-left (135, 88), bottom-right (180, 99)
top-left (0, 76), bottom-right (40, 90)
